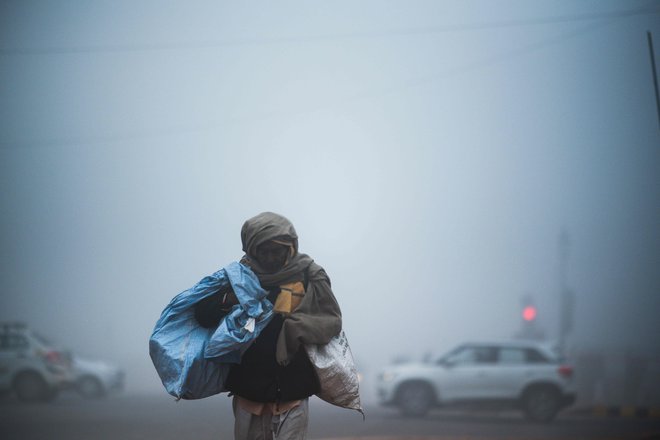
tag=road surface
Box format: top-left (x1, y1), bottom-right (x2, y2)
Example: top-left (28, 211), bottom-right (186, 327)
top-left (1, 392), bottom-right (658, 439)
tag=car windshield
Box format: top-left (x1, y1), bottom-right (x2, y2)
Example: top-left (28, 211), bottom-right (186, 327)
top-left (31, 331), bottom-right (54, 347)
top-left (435, 346), bottom-right (460, 364)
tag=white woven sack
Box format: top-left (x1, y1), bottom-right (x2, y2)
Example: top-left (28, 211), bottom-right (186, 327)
top-left (305, 330), bottom-right (363, 414)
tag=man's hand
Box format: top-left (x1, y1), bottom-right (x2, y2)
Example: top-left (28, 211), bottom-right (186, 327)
top-left (221, 290), bottom-right (238, 309)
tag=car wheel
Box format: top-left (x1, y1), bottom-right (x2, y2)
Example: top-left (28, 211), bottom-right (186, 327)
top-left (77, 376), bottom-right (105, 399)
top-left (397, 382), bottom-right (433, 417)
top-left (523, 387), bottom-right (560, 422)
top-left (13, 372), bottom-right (52, 402)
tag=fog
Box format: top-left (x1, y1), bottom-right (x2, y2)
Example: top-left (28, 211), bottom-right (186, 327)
top-left (1, 0), bottom-right (659, 401)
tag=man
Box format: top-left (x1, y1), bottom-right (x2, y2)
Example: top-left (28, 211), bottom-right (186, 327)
top-left (195, 212), bottom-right (342, 440)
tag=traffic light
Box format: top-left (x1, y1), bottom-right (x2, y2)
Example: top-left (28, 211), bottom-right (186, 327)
top-left (522, 305), bottom-right (537, 322)
top-left (514, 295), bottom-right (545, 341)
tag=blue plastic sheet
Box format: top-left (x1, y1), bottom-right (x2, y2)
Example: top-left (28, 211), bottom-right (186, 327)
top-left (205, 263), bottom-right (273, 363)
top-left (149, 262), bottom-right (273, 399)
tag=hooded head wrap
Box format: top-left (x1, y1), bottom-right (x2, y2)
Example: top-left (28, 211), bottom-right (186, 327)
top-left (241, 212), bottom-right (312, 287)
top-left (241, 212), bottom-right (298, 258)
top-left (239, 212), bottom-right (342, 365)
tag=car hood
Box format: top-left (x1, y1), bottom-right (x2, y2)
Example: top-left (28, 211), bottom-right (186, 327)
top-left (73, 357), bottom-right (120, 374)
top-left (380, 362), bottom-right (437, 375)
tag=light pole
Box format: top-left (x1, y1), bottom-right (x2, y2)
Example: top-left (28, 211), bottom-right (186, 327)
top-left (558, 229), bottom-right (574, 353)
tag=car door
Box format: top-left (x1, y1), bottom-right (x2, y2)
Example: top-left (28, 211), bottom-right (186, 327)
top-left (484, 347), bottom-right (527, 398)
top-left (0, 333), bottom-right (30, 389)
top-left (0, 334), bottom-right (11, 388)
top-left (436, 345), bottom-right (498, 401)
top-left (489, 347), bottom-right (552, 398)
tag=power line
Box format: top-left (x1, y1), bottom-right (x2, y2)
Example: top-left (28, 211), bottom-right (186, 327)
top-left (0, 15), bottom-right (623, 151)
top-left (1, 5), bottom-right (657, 150)
top-left (0, 6), bottom-right (658, 55)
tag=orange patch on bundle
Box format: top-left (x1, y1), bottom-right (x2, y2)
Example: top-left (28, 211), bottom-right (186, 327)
top-left (274, 281), bottom-right (305, 314)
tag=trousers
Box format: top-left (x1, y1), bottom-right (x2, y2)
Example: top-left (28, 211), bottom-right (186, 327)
top-left (232, 397), bottom-right (309, 440)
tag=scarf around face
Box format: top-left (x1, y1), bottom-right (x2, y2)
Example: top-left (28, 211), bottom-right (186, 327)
top-left (240, 212), bottom-right (342, 365)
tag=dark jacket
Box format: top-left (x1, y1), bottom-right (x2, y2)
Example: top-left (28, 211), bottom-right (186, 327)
top-left (194, 286), bottom-right (320, 403)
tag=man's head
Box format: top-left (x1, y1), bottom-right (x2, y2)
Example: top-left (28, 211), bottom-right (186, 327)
top-left (241, 212), bottom-right (298, 273)
top-left (255, 239), bottom-right (293, 273)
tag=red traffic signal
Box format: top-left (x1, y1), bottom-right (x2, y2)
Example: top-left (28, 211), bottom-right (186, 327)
top-left (522, 305), bottom-right (537, 322)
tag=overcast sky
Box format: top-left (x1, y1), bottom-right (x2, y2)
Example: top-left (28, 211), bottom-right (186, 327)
top-left (1, 0), bottom-right (659, 393)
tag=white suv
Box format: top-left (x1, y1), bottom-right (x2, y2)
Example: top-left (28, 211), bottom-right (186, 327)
top-left (377, 341), bottom-right (576, 422)
top-left (0, 322), bottom-right (74, 402)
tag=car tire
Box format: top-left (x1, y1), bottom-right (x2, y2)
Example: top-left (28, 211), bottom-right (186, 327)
top-left (397, 382), bottom-right (434, 417)
top-left (13, 372), bottom-right (53, 403)
top-left (77, 375), bottom-right (105, 399)
top-left (523, 386), bottom-right (560, 423)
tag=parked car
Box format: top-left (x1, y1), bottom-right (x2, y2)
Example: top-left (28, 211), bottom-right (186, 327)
top-left (72, 355), bottom-right (124, 398)
top-left (376, 340), bottom-right (576, 422)
top-left (0, 322), bottom-right (74, 402)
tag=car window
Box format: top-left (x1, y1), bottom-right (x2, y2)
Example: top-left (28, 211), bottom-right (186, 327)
top-left (497, 347), bottom-right (550, 364)
top-left (446, 346), bottom-right (497, 365)
top-left (31, 332), bottom-right (53, 347)
top-left (525, 348), bottom-right (550, 363)
top-left (498, 348), bottom-right (527, 365)
top-left (0, 334), bottom-right (29, 351)
top-left (498, 348), bottom-right (526, 364)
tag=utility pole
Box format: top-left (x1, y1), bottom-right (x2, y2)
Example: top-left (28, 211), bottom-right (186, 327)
top-left (648, 31), bottom-right (660, 130)
top-left (558, 229), bottom-right (575, 354)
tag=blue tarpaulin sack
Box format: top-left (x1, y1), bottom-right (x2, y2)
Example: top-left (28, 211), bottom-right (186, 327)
top-left (149, 262), bottom-right (273, 399)
top-left (204, 263), bottom-right (273, 363)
